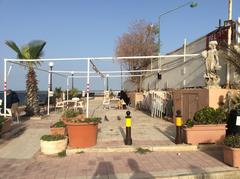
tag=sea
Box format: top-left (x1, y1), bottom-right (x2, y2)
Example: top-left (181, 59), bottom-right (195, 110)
top-left (0, 90), bottom-right (118, 105)
top-left (0, 91), bottom-right (48, 105)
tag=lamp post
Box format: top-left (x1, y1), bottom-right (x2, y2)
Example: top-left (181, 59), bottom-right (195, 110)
top-left (48, 62), bottom-right (54, 115)
top-left (71, 71), bottom-right (74, 90)
top-left (49, 62), bottom-right (54, 92)
top-left (158, 1), bottom-right (197, 55)
top-left (106, 74), bottom-right (109, 91)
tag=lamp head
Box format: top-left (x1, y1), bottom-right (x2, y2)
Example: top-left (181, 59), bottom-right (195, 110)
top-left (71, 71), bottom-right (74, 75)
top-left (49, 62), bottom-right (54, 67)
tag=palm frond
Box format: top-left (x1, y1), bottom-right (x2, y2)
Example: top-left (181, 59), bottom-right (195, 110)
top-left (219, 42), bottom-right (240, 74)
top-left (5, 40), bottom-right (23, 58)
top-left (28, 40), bottom-right (46, 59)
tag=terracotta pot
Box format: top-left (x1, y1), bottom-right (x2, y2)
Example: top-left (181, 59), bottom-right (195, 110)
top-left (224, 146), bottom-right (240, 168)
top-left (183, 124), bottom-right (226, 145)
top-left (0, 118), bottom-right (12, 134)
top-left (40, 138), bottom-right (68, 155)
top-left (62, 114), bottom-right (84, 121)
top-left (65, 121), bottom-right (98, 148)
top-left (50, 127), bottom-right (66, 136)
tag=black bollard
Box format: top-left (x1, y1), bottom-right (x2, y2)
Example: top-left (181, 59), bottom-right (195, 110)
top-left (175, 110), bottom-right (183, 144)
top-left (125, 111), bottom-right (132, 145)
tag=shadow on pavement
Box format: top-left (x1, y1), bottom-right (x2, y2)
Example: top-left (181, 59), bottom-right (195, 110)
top-left (0, 123), bottom-right (26, 142)
top-left (118, 126), bottom-right (126, 141)
top-left (128, 158), bottom-right (155, 179)
top-left (154, 126), bottom-right (175, 142)
top-left (92, 161), bottom-right (118, 179)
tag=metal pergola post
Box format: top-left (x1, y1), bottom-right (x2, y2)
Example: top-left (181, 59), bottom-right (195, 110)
top-left (86, 58), bottom-right (90, 118)
top-left (4, 59), bottom-right (7, 117)
top-left (3, 53), bottom-right (201, 117)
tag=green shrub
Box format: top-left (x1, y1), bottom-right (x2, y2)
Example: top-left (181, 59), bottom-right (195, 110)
top-left (193, 107), bottom-right (226, 125)
top-left (67, 117), bottom-right (102, 124)
top-left (52, 121), bottom-right (66, 128)
top-left (185, 119), bottom-right (194, 128)
top-left (41, 134), bottom-right (66, 141)
top-left (63, 109), bottom-right (82, 118)
top-left (224, 135), bottom-right (240, 148)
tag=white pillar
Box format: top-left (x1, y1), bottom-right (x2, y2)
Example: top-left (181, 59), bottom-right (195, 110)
top-left (67, 77), bottom-right (69, 106)
top-left (183, 38), bottom-right (187, 87)
top-left (183, 38), bottom-right (187, 63)
top-left (4, 59), bottom-right (7, 117)
top-left (86, 58), bottom-right (90, 118)
top-left (47, 71), bottom-right (50, 115)
top-left (226, 0), bottom-right (232, 87)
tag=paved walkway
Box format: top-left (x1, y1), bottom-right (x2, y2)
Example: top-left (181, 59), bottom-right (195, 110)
top-left (89, 97), bottom-right (175, 148)
top-left (0, 114), bottom-right (59, 159)
top-left (0, 150), bottom-right (238, 179)
top-left (0, 97), bottom-right (239, 178)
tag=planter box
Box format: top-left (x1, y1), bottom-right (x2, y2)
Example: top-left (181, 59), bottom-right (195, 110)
top-left (183, 124), bottom-right (226, 145)
top-left (40, 138), bottom-right (68, 155)
top-left (65, 122), bottom-right (98, 148)
top-left (224, 146), bottom-right (240, 168)
top-left (50, 127), bottom-right (66, 136)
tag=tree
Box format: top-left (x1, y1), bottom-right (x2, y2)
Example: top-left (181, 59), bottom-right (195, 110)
top-left (5, 40), bottom-right (46, 116)
top-left (115, 20), bottom-right (159, 91)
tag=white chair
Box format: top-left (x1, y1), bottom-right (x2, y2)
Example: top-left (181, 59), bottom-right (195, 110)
top-left (55, 101), bottom-right (65, 111)
top-left (74, 101), bottom-right (84, 111)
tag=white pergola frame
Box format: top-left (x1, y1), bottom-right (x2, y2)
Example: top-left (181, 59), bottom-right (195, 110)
top-left (3, 53), bottom-right (200, 118)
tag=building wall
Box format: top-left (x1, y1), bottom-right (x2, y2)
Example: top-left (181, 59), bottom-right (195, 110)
top-left (124, 36), bottom-right (228, 91)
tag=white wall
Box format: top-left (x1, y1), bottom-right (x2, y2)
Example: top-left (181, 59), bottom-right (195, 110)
top-left (124, 35), bottom-right (228, 91)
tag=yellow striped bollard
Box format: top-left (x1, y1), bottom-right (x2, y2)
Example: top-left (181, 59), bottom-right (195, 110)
top-left (175, 110), bottom-right (183, 144)
top-left (125, 111), bottom-right (132, 145)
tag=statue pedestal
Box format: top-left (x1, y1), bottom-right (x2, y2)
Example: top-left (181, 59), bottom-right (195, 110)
top-left (173, 88), bottom-right (238, 123)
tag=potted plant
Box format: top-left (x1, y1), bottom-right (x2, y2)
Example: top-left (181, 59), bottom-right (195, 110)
top-left (64, 116), bottom-right (101, 148)
top-left (183, 107), bottom-right (227, 144)
top-left (40, 134), bottom-right (67, 155)
top-left (223, 135), bottom-right (240, 167)
top-left (50, 120), bottom-right (66, 135)
top-left (62, 109), bottom-right (83, 121)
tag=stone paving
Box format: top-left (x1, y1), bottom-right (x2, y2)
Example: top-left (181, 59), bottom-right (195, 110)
top-left (89, 97), bottom-right (176, 148)
top-left (0, 97), bottom-right (239, 178)
top-left (0, 150), bottom-right (237, 178)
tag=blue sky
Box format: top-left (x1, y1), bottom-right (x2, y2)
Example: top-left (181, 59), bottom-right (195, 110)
top-left (0, 0), bottom-right (239, 91)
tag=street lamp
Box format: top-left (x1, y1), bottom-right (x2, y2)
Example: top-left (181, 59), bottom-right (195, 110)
top-left (49, 62), bottom-right (54, 91)
top-left (106, 74), bottom-right (109, 91)
top-left (158, 1), bottom-right (197, 55)
top-left (71, 71), bottom-right (74, 90)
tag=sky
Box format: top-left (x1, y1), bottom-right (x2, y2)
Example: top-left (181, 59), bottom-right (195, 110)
top-left (0, 0), bottom-right (239, 91)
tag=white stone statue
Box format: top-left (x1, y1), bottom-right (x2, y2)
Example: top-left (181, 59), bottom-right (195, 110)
top-left (201, 41), bottom-right (222, 88)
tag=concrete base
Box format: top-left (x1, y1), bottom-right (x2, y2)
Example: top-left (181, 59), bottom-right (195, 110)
top-left (173, 88), bottom-right (238, 123)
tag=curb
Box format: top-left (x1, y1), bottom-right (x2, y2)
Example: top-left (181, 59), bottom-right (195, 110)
top-left (66, 144), bottom-right (223, 155)
top-left (154, 170), bottom-right (240, 179)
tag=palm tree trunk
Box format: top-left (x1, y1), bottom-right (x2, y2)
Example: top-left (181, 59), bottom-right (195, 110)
top-left (26, 67), bottom-right (39, 116)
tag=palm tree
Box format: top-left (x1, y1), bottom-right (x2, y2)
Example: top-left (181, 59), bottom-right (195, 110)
top-left (5, 40), bottom-right (46, 116)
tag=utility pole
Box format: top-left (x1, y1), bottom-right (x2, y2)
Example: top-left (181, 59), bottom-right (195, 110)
top-left (226, 0), bottom-right (232, 88)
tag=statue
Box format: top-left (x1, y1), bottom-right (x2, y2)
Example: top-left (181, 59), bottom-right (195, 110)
top-left (201, 41), bottom-right (222, 88)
